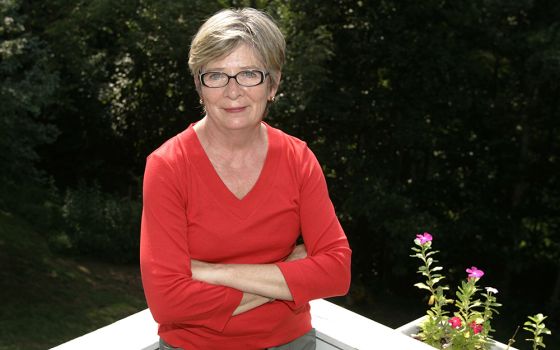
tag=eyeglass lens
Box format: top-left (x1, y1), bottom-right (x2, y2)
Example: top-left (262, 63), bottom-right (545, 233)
top-left (201, 70), bottom-right (265, 88)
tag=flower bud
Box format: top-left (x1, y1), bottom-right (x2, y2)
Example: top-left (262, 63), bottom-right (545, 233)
top-left (428, 295), bottom-right (435, 305)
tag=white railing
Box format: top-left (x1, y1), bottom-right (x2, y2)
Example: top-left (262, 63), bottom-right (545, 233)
top-left (50, 299), bottom-right (435, 350)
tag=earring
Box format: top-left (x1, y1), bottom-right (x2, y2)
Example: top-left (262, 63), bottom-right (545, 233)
top-left (199, 98), bottom-right (204, 105)
top-left (270, 96), bottom-right (276, 102)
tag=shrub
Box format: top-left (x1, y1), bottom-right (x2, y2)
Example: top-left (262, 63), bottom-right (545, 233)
top-left (62, 183), bottom-right (141, 263)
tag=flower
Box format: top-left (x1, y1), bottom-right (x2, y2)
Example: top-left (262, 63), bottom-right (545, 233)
top-left (415, 232), bottom-right (433, 244)
top-left (469, 321), bottom-right (483, 334)
top-left (449, 316), bottom-right (462, 329)
top-left (409, 233), bottom-right (552, 349)
top-left (466, 266), bottom-right (484, 279)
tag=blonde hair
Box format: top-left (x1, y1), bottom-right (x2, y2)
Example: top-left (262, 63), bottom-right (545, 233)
top-left (188, 8), bottom-right (285, 92)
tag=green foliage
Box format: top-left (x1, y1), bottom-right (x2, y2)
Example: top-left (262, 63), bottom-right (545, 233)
top-left (0, 0), bottom-right (59, 187)
top-left (480, 288), bottom-right (501, 340)
top-left (0, 178), bottom-right (62, 233)
top-left (264, 5), bottom-right (560, 327)
top-left (0, 0), bottom-right (62, 237)
top-left (455, 280), bottom-right (482, 324)
top-left (24, 0), bottom-right (224, 191)
top-left (61, 183), bottom-right (141, 263)
top-left (523, 314), bottom-right (552, 350)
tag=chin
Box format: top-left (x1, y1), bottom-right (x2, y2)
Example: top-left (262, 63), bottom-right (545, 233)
top-left (224, 116), bottom-right (262, 129)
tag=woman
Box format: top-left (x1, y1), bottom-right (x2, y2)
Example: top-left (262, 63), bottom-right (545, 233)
top-left (140, 8), bottom-right (351, 350)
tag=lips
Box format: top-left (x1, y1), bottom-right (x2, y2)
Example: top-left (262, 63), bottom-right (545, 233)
top-left (224, 106), bottom-right (246, 113)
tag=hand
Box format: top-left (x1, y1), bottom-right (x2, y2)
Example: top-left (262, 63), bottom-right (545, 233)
top-left (285, 244), bottom-right (307, 262)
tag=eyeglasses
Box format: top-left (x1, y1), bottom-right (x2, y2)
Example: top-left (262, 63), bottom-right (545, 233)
top-left (199, 70), bottom-right (269, 88)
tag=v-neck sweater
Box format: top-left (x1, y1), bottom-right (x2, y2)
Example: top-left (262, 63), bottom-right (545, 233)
top-left (140, 122), bottom-right (351, 350)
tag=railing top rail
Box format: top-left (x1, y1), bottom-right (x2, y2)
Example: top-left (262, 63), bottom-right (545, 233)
top-left (50, 299), bottom-right (435, 350)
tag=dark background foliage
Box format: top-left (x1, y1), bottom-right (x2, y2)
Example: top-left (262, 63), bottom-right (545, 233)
top-left (1, 0), bottom-right (558, 348)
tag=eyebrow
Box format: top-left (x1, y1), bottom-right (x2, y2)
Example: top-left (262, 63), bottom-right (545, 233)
top-left (203, 66), bottom-right (264, 72)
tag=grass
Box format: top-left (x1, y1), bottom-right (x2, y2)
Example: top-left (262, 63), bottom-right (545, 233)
top-left (0, 211), bottom-right (147, 350)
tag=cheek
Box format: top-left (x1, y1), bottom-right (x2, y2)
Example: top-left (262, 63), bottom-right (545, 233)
top-left (201, 90), bottom-right (220, 104)
top-left (251, 88), bottom-right (271, 103)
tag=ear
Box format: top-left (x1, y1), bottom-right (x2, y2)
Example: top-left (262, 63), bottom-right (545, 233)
top-left (269, 71), bottom-right (282, 99)
top-left (194, 76), bottom-right (202, 97)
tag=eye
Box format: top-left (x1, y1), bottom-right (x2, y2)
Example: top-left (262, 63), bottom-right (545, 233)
top-left (206, 72), bottom-right (225, 81)
top-left (239, 70), bottom-right (259, 79)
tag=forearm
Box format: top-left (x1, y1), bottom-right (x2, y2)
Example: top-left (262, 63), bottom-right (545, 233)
top-left (192, 261), bottom-right (294, 300)
top-left (233, 292), bottom-right (273, 316)
top-left (276, 246), bottom-right (351, 307)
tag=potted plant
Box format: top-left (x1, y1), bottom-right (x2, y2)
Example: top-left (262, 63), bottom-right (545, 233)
top-left (396, 232), bottom-right (552, 350)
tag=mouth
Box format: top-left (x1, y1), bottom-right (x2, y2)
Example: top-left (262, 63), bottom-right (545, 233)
top-left (223, 106), bottom-right (247, 113)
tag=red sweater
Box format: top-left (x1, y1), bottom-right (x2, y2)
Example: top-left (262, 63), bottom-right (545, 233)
top-left (140, 123), bottom-right (351, 349)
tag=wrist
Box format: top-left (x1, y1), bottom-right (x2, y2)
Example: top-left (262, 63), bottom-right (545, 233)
top-left (191, 260), bottom-right (224, 285)
top-left (209, 263), bottom-right (226, 285)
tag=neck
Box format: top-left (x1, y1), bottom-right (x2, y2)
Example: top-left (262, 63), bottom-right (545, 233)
top-left (194, 117), bottom-right (265, 153)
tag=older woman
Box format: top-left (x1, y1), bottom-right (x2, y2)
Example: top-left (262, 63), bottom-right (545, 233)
top-left (140, 8), bottom-right (351, 350)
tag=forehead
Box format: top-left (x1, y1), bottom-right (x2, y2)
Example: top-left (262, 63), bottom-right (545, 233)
top-left (205, 43), bottom-right (264, 70)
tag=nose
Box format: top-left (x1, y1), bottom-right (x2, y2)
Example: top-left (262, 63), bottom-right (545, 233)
top-left (224, 76), bottom-right (242, 99)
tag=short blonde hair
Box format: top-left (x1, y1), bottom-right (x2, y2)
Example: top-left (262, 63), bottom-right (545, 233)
top-left (188, 8), bottom-right (285, 91)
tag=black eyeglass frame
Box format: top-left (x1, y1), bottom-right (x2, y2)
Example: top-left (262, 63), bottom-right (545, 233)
top-left (199, 70), bottom-right (270, 88)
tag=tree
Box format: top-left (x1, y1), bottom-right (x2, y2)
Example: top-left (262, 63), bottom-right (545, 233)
top-left (25, 0), bottom-right (226, 193)
top-left (269, 0), bottom-right (560, 307)
top-left (0, 0), bottom-right (59, 209)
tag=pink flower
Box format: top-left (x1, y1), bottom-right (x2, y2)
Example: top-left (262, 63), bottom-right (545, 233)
top-left (466, 266), bottom-right (484, 279)
top-left (416, 232), bottom-right (433, 244)
top-left (469, 321), bottom-right (483, 334)
top-left (448, 316), bottom-right (462, 329)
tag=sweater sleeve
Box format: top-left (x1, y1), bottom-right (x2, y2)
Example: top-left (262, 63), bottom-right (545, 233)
top-left (140, 153), bottom-right (243, 331)
top-left (276, 147), bottom-right (352, 308)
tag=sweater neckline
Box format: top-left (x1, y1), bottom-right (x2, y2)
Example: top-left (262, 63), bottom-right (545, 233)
top-left (187, 122), bottom-right (280, 220)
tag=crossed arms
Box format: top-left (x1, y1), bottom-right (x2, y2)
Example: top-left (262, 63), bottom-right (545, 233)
top-left (190, 244), bottom-right (308, 315)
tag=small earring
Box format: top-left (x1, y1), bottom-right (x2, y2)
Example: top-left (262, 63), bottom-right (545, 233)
top-left (270, 96), bottom-right (276, 102)
top-left (199, 98), bottom-right (204, 105)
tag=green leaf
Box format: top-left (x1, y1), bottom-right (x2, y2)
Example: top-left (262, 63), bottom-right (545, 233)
top-left (414, 282), bottom-right (432, 291)
top-left (528, 314), bottom-right (547, 323)
top-left (431, 276), bottom-right (445, 284)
